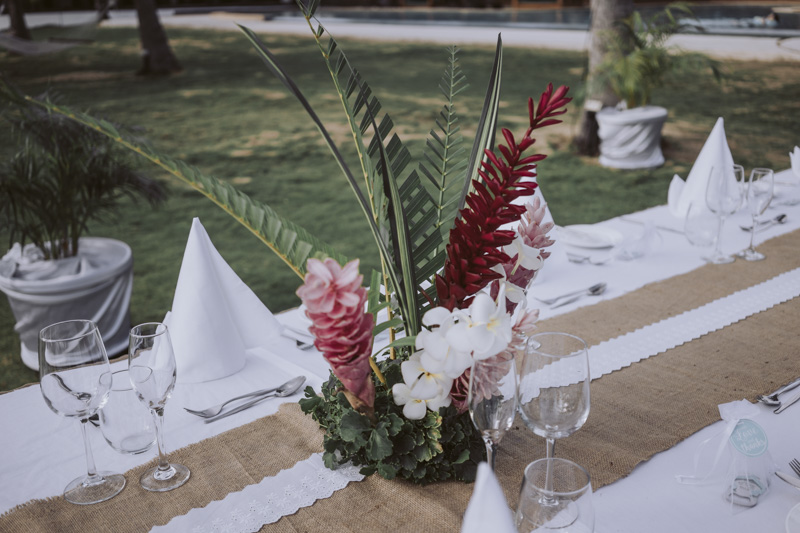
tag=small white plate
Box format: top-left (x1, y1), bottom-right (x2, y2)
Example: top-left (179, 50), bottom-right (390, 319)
top-left (787, 502), bottom-right (800, 533)
top-left (558, 225), bottom-right (624, 249)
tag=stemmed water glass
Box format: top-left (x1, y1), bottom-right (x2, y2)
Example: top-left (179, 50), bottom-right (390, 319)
top-left (39, 319), bottom-right (126, 504)
top-left (704, 164), bottom-right (744, 264)
top-left (518, 332), bottom-right (590, 461)
top-left (737, 167), bottom-right (774, 261)
top-left (468, 353), bottom-right (518, 471)
top-left (129, 322), bottom-right (190, 492)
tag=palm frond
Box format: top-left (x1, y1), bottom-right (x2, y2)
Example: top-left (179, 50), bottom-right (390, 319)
top-left (457, 35), bottom-right (503, 212)
top-left (1, 84), bottom-right (347, 278)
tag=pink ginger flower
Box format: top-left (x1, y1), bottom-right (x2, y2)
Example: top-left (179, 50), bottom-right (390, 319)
top-left (519, 196), bottom-right (555, 260)
top-left (297, 258), bottom-right (375, 409)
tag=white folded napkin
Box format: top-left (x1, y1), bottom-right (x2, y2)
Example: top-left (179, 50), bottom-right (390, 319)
top-left (791, 146), bottom-right (800, 180)
top-left (461, 462), bottom-right (516, 533)
top-left (168, 218), bottom-right (282, 383)
top-left (668, 117), bottom-right (735, 219)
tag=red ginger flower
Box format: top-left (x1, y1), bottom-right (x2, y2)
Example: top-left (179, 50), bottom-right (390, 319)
top-left (435, 84), bottom-right (571, 311)
top-left (297, 258), bottom-right (375, 410)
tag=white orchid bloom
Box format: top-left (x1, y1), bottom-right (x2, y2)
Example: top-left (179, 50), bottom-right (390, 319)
top-left (417, 307), bottom-right (474, 379)
top-left (504, 236), bottom-right (543, 274)
top-left (391, 383), bottom-right (428, 420)
top-left (400, 352), bottom-right (453, 400)
top-left (447, 292), bottom-right (512, 361)
top-left (490, 264), bottom-right (526, 304)
top-left (392, 382), bottom-right (452, 420)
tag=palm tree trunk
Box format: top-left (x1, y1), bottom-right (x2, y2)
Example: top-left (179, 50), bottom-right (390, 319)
top-left (133, 0), bottom-right (182, 76)
top-left (573, 0), bottom-right (633, 156)
top-left (6, 0), bottom-right (32, 40)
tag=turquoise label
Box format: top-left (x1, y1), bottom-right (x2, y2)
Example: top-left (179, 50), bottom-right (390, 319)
top-left (729, 419), bottom-right (768, 457)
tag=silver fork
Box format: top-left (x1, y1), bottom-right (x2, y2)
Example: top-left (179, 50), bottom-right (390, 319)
top-left (535, 282), bottom-right (606, 306)
top-left (790, 458), bottom-right (800, 478)
top-left (184, 376), bottom-right (303, 418)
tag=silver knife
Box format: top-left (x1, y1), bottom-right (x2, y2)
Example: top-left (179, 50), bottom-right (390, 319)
top-left (776, 471), bottom-right (800, 490)
top-left (775, 387), bottom-right (800, 414)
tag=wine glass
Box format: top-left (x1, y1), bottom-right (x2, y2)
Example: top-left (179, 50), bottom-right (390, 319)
top-left (704, 164), bottom-right (744, 264)
top-left (99, 368), bottom-right (156, 455)
top-left (468, 352), bottom-right (518, 471)
top-left (684, 201), bottom-right (718, 252)
top-left (128, 322), bottom-right (190, 492)
top-left (518, 332), bottom-right (590, 462)
top-left (737, 167), bottom-right (774, 261)
top-left (39, 319), bottom-right (126, 504)
top-left (515, 458), bottom-right (594, 533)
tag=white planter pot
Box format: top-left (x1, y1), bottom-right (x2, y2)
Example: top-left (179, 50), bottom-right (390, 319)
top-left (0, 237), bottom-right (133, 370)
top-left (597, 106), bottom-right (669, 169)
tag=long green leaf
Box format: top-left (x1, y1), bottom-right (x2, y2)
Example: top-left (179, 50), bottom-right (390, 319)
top-left (457, 35), bottom-right (503, 212)
top-left (237, 25), bottom-right (403, 295)
top-left (0, 84), bottom-right (346, 279)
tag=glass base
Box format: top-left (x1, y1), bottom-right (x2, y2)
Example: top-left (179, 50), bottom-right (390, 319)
top-left (705, 252), bottom-right (736, 264)
top-left (737, 248), bottom-right (766, 261)
top-left (64, 471), bottom-right (126, 505)
top-left (140, 463), bottom-right (190, 492)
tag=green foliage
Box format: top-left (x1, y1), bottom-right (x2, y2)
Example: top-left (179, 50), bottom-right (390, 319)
top-left (299, 358), bottom-right (485, 484)
top-left (0, 87), bottom-right (166, 259)
top-left (595, 3), bottom-right (720, 109)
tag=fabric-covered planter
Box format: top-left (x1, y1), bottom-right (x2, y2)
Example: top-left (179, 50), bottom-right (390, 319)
top-left (0, 237), bottom-right (133, 370)
top-left (597, 105), bottom-right (668, 170)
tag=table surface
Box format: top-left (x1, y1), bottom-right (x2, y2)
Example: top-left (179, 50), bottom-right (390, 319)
top-left (2, 172), bottom-right (799, 532)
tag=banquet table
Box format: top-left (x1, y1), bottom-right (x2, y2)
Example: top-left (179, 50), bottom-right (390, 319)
top-left (1, 173), bottom-right (799, 532)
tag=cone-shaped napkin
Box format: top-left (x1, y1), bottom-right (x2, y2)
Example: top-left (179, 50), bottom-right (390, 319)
top-left (168, 218), bottom-right (282, 383)
top-left (461, 462), bottom-right (516, 533)
top-left (791, 146), bottom-right (800, 180)
top-left (668, 117), bottom-right (735, 218)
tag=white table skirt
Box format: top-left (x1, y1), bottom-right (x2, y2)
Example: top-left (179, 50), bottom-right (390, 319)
top-left (1, 179), bottom-right (799, 530)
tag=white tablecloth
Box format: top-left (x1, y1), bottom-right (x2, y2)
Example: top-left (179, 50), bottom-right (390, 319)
top-left (1, 176), bottom-right (799, 531)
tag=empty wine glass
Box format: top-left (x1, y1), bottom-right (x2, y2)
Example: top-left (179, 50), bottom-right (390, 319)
top-left (684, 201), bottom-right (718, 251)
top-left (129, 322), bottom-right (190, 492)
top-left (518, 332), bottom-right (590, 470)
top-left (704, 164), bottom-right (744, 264)
top-left (99, 368), bottom-right (156, 455)
top-left (737, 167), bottom-right (774, 261)
top-left (39, 319), bottom-right (126, 504)
top-left (515, 458), bottom-right (594, 533)
top-left (468, 352), bottom-right (518, 471)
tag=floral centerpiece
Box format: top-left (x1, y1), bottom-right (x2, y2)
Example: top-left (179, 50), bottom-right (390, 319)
top-left (2, 0), bottom-right (570, 484)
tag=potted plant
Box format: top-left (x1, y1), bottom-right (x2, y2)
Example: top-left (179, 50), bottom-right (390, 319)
top-left (593, 3), bottom-right (720, 169)
top-left (0, 94), bottom-right (166, 370)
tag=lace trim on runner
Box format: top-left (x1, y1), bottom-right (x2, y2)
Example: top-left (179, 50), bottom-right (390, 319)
top-left (150, 453), bottom-right (364, 533)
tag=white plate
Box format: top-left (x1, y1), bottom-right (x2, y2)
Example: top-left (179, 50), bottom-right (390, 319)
top-left (787, 502), bottom-right (800, 533)
top-left (557, 225), bottom-right (624, 249)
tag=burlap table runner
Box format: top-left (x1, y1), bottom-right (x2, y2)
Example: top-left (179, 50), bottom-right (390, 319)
top-left (2, 230), bottom-right (798, 532)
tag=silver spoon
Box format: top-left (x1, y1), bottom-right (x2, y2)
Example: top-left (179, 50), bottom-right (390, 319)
top-left (550, 282), bottom-right (607, 308)
top-left (184, 375), bottom-right (306, 419)
top-left (755, 376), bottom-right (800, 406)
top-left (739, 213), bottom-right (786, 232)
top-left (535, 282), bottom-right (606, 306)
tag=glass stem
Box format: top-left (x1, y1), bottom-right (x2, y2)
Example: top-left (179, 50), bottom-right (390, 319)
top-left (80, 418), bottom-right (100, 483)
top-left (713, 215), bottom-right (725, 257)
top-left (484, 438), bottom-right (497, 471)
top-left (543, 437), bottom-right (557, 502)
top-left (151, 407), bottom-right (171, 473)
top-left (748, 214), bottom-right (757, 252)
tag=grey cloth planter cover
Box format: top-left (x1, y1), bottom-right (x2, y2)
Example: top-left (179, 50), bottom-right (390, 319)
top-left (0, 238), bottom-right (132, 370)
top-left (597, 106), bottom-right (668, 169)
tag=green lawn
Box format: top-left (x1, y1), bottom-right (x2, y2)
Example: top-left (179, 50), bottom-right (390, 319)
top-left (1, 25), bottom-right (798, 391)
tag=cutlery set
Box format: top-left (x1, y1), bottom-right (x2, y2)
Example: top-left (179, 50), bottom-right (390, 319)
top-left (757, 376), bottom-right (800, 413)
top-left (184, 375), bottom-right (306, 423)
top-left (535, 282), bottom-right (607, 308)
top-left (739, 213), bottom-right (787, 232)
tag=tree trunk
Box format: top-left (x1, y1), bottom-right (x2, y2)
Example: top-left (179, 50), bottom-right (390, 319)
top-left (6, 0), bottom-right (32, 40)
top-left (573, 0), bottom-right (633, 156)
top-left (133, 0), bottom-right (182, 76)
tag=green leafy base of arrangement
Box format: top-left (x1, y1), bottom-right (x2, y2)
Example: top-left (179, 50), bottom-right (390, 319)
top-left (299, 359), bottom-right (486, 485)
